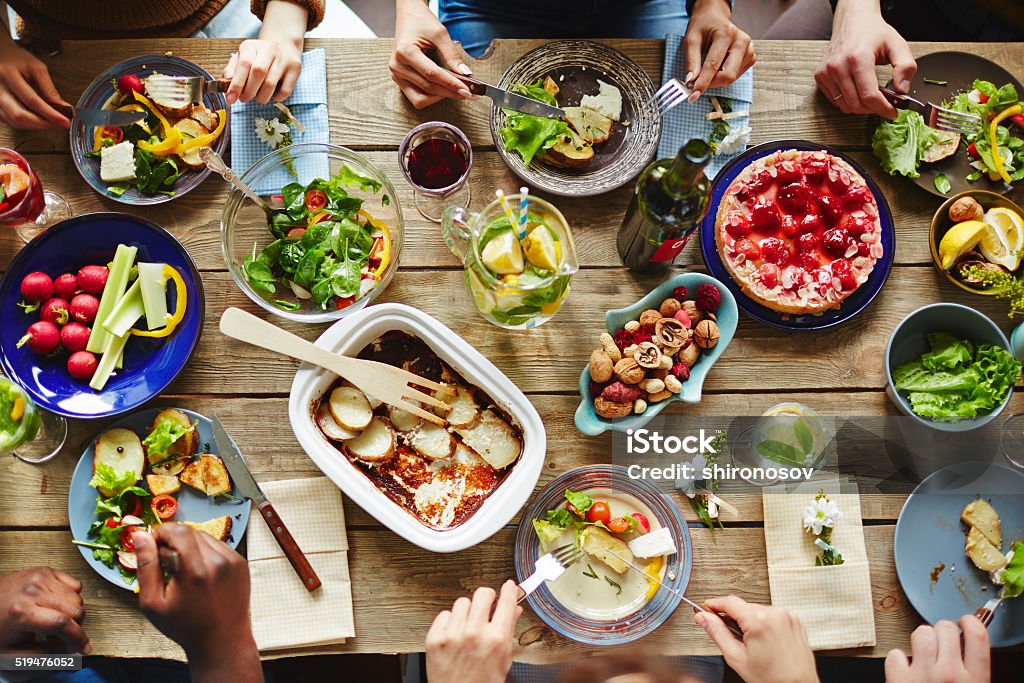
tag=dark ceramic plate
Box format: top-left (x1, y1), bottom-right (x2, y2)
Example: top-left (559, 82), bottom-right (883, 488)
top-left (884, 51), bottom-right (1023, 198)
top-left (490, 40), bottom-right (659, 197)
top-left (700, 140), bottom-right (896, 330)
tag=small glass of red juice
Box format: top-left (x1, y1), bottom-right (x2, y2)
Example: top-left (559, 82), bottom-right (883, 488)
top-left (0, 148), bottom-right (70, 242)
top-left (398, 122), bottom-right (472, 222)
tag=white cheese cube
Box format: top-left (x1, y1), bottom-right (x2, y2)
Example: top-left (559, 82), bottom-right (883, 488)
top-left (580, 80), bottom-right (623, 121)
top-left (627, 526), bottom-right (677, 559)
top-left (100, 141), bottom-right (137, 183)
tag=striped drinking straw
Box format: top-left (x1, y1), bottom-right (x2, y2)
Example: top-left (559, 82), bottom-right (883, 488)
top-left (517, 187), bottom-right (529, 238)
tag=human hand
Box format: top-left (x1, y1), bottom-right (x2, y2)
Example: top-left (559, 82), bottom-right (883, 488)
top-left (885, 617), bottom-right (990, 683)
top-left (814, 0), bottom-right (916, 118)
top-left (391, 0), bottom-right (473, 109)
top-left (425, 580), bottom-right (522, 683)
top-left (697, 596), bottom-right (818, 683)
top-left (0, 40), bottom-right (70, 129)
top-left (136, 524), bottom-right (259, 679)
top-left (0, 567), bottom-right (89, 654)
top-left (683, 0), bottom-right (755, 100)
top-left (223, 0), bottom-right (307, 104)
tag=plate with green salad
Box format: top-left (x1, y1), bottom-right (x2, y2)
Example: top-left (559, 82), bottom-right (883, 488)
top-left (872, 51), bottom-right (1024, 198)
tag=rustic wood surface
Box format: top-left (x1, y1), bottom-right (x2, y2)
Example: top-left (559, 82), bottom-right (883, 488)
top-left (1, 38), bottom-right (1021, 663)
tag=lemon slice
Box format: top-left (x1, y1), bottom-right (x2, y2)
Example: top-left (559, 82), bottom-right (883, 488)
top-left (983, 207), bottom-right (1024, 270)
top-left (521, 225), bottom-right (559, 271)
top-left (938, 220), bottom-right (987, 270)
top-left (481, 230), bottom-right (524, 275)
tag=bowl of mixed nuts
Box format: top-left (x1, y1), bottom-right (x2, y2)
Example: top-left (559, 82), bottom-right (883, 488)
top-left (574, 273), bottom-right (737, 435)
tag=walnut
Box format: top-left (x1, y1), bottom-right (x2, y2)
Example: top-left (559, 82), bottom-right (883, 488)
top-left (624, 320), bottom-right (641, 332)
top-left (654, 318), bottom-right (688, 349)
top-left (679, 341), bottom-right (700, 367)
top-left (665, 375), bottom-right (683, 393)
top-left (601, 382), bottom-right (644, 403)
top-left (613, 357), bottom-right (645, 384)
top-left (638, 309), bottom-right (663, 329)
top-left (594, 397), bottom-right (632, 418)
top-left (633, 342), bottom-right (662, 369)
top-left (659, 298), bottom-right (681, 317)
top-left (694, 320), bottom-right (720, 349)
top-left (633, 398), bottom-right (648, 414)
top-left (681, 300), bottom-right (703, 324)
top-left (638, 378), bottom-right (665, 394)
top-left (599, 332), bottom-right (622, 363)
top-left (589, 350), bottom-right (613, 383)
top-left (648, 389), bottom-right (673, 403)
top-left (949, 196), bottom-right (984, 223)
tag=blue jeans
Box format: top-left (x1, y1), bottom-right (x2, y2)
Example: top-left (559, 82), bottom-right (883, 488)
top-left (439, 0), bottom-right (689, 57)
top-left (190, 0), bottom-right (263, 38)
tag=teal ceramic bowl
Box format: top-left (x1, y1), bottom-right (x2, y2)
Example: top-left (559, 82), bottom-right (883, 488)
top-left (574, 273), bottom-right (738, 436)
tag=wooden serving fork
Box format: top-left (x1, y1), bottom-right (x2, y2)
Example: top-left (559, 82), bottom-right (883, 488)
top-left (219, 307), bottom-right (448, 425)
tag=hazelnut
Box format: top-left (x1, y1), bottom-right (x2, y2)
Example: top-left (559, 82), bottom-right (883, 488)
top-left (633, 342), bottom-right (662, 369)
top-left (694, 320), bottom-right (720, 349)
top-left (949, 196), bottom-right (984, 223)
top-left (648, 389), bottom-right (673, 403)
top-left (639, 377), bottom-right (665, 394)
top-left (589, 350), bottom-right (614, 383)
top-left (638, 309), bottom-right (663, 329)
top-left (633, 398), bottom-right (648, 414)
top-left (624, 320), bottom-right (641, 332)
top-left (594, 396), bottom-right (632, 418)
top-left (679, 341), bottom-right (700, 367)
top-left (681, 300), bottom-right (703, 324)
top-left (599, 332), bottom-right (622, 363)
top-left (654, 318), bottom-right (688, 349)
top-left (665, 375), bottom-right (683, 393)
top-left (613, 357), bottom-right (646, 384)
top-left (659, 298), bottom-right (681, 317)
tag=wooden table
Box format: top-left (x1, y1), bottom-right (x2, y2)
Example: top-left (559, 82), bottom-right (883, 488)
top-left (1, 38), bottom-right (1022, 663)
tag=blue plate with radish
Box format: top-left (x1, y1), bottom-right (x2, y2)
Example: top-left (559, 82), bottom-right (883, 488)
top-left (0, 213), bottom-right (204, 419)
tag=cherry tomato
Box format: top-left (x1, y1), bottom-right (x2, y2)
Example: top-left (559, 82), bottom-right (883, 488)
top-left (334, 295), bottom-right (356, 310)
top-left (967, 142), bottom-right (978, 159)
top-left (286, 227), bottom-right (306, 240)
top-left (606, 517), bottom-right (630, 534)
top-left (150, 494), bottom-right (178, 520)
top-left (586, 501), bottom-right (611, 525)
top-left (566, 501), bottom-right (584, 518)
top-left (305, 189), bottom-right (328, 211)
top-left (105, 517), bottom-right (120, 529)
top-left (122, 492), bottom-right (142, 518)
top-left (99, 126), bottom-right (124, 145)
top-left (978, 92), bottom-right (990, 104)
top-left (119, 526), bottom-right (138, 552)
top-left (631, 512), bottom-right (651, 533)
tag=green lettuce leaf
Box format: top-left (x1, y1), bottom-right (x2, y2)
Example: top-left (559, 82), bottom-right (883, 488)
top-left (1002, 541), bottom-right (1024, 598)
top-left (142, 418), bottom-right (196, 459)
top-left (499, 112), bottom-right (571, 166)
top-left (88, 463), bottom-right (140, 498)
top-left (511, 80), bottom-right (557, 106)
top-left (920, 332), bottom-right (973, 371)
top-left (532, 519), bottom-right (567, 547)
top-left (872, 110), bottom-right (940, 178)
top-left (564, 488), bottom-right (593, 513)
top-left (892, 361), bottom-right (979, 393)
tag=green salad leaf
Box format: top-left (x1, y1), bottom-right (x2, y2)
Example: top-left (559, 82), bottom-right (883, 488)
top-left (88, 463), bottom-right (139, 499)
top-left (532, 519), bottom-right (566, 547)
top-left (497, 79), bottom-right (573, 165)
top-left (564, 488), bottom-right (593, 513)
top-left (872, 110), bottom-right (939, 178)
top-left (142, 418), bottom-right (196, 458)
top-left (1003, 541), bottom-right (1024, 598)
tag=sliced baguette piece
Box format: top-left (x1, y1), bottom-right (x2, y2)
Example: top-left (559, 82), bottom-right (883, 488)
top-left (146, 408), bottom-right (198, 462)
top-left (329, 386), bottom-right (373, 431)
top-left (346, 416), bottom-right (396, 463)
top-left (198, 455), bottom-right (231, 497)
top-left (317, 401), bottom-right (360, 441)
top-left (455, 409), bottom-right (522, 470)
top-left (438, 385), bottom-right (479, 428)
top-left (961, 499), bottom-right (1001, 548)
top-left (543, 76), bottom-right (560, 98)
top-left (179, 458), bottom-right (205, 493)
top-left (185, 515), bottom-right (233, 543)
top-left (189, 105), bottom-right (219, 131)
top-left (410, 421), bottom-right (455, 460)
top-left (923, 131), bottom-right (960, 163)
top-left (146, 474), bottom-right (181, 496)
top-left (93, 428), bottom-right (145, 496)
top-left (538, 130), bottom-right (594, 169)
top-left (966, 526), bottom-right (1008, 572)
top-left (144, 74), bottom-right (194, 119)
top-left (563, 106), bottom-right (613, 144)
top-left (388, 403), bottom-right (423, 432)
top-left (173, 118), bottom-right (210, 170)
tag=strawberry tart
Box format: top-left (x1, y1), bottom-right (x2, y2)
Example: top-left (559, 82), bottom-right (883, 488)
top-left (714, 149), bottom-right (884, 315)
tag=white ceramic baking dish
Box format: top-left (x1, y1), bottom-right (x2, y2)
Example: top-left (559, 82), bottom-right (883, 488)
top-left (289, 303), bottom-right (546, 552)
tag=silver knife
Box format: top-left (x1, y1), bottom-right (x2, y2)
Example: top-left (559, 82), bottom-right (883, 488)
top-left (211, 415), bottom-right (322, 592)
top-left (454, 73), bottom-right (565, 118)
top-left (60, 104), bottom-right (146, 128)
top-left (605, 548), bottom-right (745, 639)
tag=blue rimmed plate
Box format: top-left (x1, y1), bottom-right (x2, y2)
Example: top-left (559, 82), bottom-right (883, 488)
top-left (68, 408), bottom-right (251, 590)
top-left (0, 213), bottom-right (204, 419)
top-left (700, 140), bottom-right (896, 330)
top-left (70, 54), bottom-right (229, 205)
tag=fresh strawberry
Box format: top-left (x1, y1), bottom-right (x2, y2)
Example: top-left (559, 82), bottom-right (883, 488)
top-left (756, 263), bottom-right (781, 289)
top-left (821, 228), bottom-right (849, 259)
top-left (798, 213), bottom-right (823, 235)
top-left (797, 232), bottom-right (820, 253)
top-left (841, 185), bottom-right (872, 211)
top-left (827, 169), bottom-right (851, 195)
top-left (816, 194), bottom-right (842, 227)
top-left (780, 215), bottom-right (799, 238)
top-left (750, 200), bottom-right (781, 233)
top-left (733, 238), bottom-right (761, 261)
top-left (774, 163), bottom-right (803, 186)
top-left (724, 213), bottom-right (752, 239)
top-left (748, 169), bottom-right (773, 193)
top-left (803, 158), bottom-right (828, 184)
top-left (759, 237), bottom-right (789, 265)
top-left (832, 259), bottom-right (857, 289)
top-left (777, 182), bottom-right (810, 214)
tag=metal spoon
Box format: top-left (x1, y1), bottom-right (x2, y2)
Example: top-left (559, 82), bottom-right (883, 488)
top-left (199, 146), bottom-right (279, 216)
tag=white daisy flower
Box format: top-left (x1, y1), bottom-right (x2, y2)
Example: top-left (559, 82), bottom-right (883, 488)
top-left (675, 453), bottom-right (708, 497)
top-left (802, 496), bottom-right (842, 536)
top-left (255, 116), bottom-right (290, 148)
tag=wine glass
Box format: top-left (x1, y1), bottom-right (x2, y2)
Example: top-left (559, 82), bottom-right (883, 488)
top-left (398, 122), bottom-right (472, 222)
top-left (1000, 414), bottom-right (1024, 469)
top-left (0, 148), bottom-right (71, 242)
top-left (0, 374), bottom-right (67, 464)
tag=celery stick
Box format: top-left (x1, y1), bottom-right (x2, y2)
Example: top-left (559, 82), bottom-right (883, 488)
top-left (137, 263), bottom-right (169, 330)
top-left (87, 245), bottom-right (137, 353)
top-left (103, 279), bottom-right (145, 338)
top-left (114, 343), bottom-right (124, 371)
top-left (89, 331), bottom-right (130, 391)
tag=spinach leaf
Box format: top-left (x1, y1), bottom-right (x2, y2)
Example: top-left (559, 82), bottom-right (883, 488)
top-left (294, 247), bottom-right (326, 290)
top-left (279, 241), bottom-right (306, 274)
top-left (269, 211), bottom-right (295, 240)
top-left (282, 182), bottom-right (308, 220)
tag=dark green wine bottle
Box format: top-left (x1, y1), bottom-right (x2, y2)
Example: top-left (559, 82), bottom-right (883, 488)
top-left (616, 139), bottom-right (711, 273)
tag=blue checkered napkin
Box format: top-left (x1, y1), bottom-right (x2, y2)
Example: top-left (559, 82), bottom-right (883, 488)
top-left (230, 48), bottom-right (330, 194)
top-left (657, 35), bottom-right (754, 179)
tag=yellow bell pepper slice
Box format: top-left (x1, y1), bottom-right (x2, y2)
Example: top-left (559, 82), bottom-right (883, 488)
top-left (139, 127), bottom-right (182, 156)
top-left (308, 210), bottom-right (330, 227)
top-left (643, 555), bottom-right (665, 602)
top-left (360, 210), bottom-right (393, 278)
top-left (175, 109), bottom-right (227, 153)
top-left (989, 103), bottom-right (1023, 185)
top-left (130, 265), bottom-right (187, 338)
top-left (10, 397), bottom-right (24, 423)
top-left (131, 91), bottom-right (173, 136)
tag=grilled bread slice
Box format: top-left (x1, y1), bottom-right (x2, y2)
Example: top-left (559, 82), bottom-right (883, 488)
top-left (346, 416), bottom-right (396, 463)
top-left (966, 526), bottom-right (1008, 572)
top-left (455, 409), bottom-right (522, 470)
top-left (93, 428), bottom-right (145, 496)
top-left (185, 515), bottom-right (233, 543)
top-left (180, 455), bottom-right (232, 497)
top-left (144, 74), bottom-right (194, 119)
top-left (146, 474), bottom-right (181, 496)
top-left (543, 76), bottom-right (560, 98)
top-left (563, 106), bottom-right (613, 144)
top-left (962, 499), bottom-right (1001, 548)
top-left (538, 129), bottom-right (594, 169)
top-left (173, 118), bottom-right (210, 170)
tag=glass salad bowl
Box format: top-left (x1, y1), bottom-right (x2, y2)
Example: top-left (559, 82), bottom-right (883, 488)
top-left (513, 465), bottom-right (692, 645)
top-left (221, 143), bottom-right (404, 323)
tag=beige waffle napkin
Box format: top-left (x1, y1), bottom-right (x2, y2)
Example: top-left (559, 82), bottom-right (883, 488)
top-left (247, 477), bottom-right (355, 651)
top-left (762, 479), bottom-right (875, 650)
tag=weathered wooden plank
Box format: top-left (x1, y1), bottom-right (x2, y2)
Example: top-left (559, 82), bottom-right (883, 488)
top-left (0, 526), bottom-right (920, 661)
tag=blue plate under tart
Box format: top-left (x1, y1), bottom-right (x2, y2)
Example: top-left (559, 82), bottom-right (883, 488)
top-left (700, 140), bottom-right (896, 330)
top-left (0, 213), bottom-right (204, 419)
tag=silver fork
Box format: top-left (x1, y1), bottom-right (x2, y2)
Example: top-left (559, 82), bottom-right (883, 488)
top-left (973, 596), bottom-right (1003, 628)
top-left (643, 78), bottom-right (692, 116)
top-left (144, 76), bottom-right (229, 107)
top-left (880, 88), bottom-right (982, 136)
top-left (517, 544), bottom-right (582, 603)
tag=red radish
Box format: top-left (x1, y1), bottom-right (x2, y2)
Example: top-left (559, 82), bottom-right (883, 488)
top-left (67, 351), bottom-right (98, 381)
top-left (17, 321), bottom-right (60, 355)
top-left (20, 272), bottom-right (53, 303)
top-left (335, 296), bottom-right (355, 310)
top-left (286, 227), bottom-right (306, 240)
top-left (120, 514), bottom-right (145, 526)
top-left (70, 293), bottom-right (100, 324)
top-left (53, 273), bottom-right (78, 300)
top-left (116, 74), bottom-right (144, 96)
top-left (77, 265), bottom-right (109, 295)
top-left (117, 551), bottom-right (138, 571)
top-left (631, 512), bottom-right (651, 533)
top-left (60, 322), bottom-right (91, 352)
top-left (40, 298), bottom-right (70, 326)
